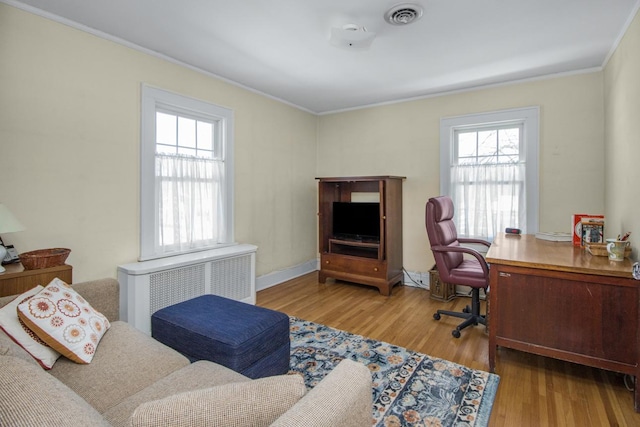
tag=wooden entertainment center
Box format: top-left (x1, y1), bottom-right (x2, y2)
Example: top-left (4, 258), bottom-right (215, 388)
top-left (316, 176), bottom-right (404, 296)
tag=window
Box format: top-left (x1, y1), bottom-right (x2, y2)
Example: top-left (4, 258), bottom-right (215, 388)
top-left (440, 107), bottom-right (539, 240)
top-left (140, 85), bottom-right (234, 260)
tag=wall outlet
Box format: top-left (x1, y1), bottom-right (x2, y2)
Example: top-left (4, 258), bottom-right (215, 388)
top-left (403, 270), bottom-right (429, 289)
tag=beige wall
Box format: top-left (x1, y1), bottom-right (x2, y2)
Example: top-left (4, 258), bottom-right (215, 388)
top-left (318, 73), bottom-right (605, 273)
top-left (4, 3), bottom-right (635, 285)
top-left (604, 8), bottom-right (640, 259)
top-left (0, 4), bottom-right (318, 282)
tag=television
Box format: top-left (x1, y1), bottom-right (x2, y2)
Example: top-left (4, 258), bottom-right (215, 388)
top-left (332, 202), bottom-right (380, 242)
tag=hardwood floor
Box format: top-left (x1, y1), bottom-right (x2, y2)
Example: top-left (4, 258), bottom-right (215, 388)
top-left (257, 272), bottom-right (640, 427)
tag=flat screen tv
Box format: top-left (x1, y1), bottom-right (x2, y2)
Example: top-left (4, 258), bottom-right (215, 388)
top-left (332, 202), bottom-right (380, 242)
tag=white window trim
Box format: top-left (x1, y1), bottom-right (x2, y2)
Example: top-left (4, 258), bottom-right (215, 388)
top-left (140, 84), bottom-right (234, 261)
top-left (439, 106), bottom-right (540, 235)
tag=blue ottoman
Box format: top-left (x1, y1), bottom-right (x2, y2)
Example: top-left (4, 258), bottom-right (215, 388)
top-left (151, 295), bottom-right (290, 379)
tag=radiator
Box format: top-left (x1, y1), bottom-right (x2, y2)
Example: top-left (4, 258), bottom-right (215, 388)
top-left (117, 244), bottom-right (257, 334)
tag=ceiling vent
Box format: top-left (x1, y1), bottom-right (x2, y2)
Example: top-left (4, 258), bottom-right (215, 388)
top-left (384, 4), bottom-right (424, 25)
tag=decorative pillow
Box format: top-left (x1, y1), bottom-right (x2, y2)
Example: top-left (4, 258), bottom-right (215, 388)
top-left (17, 278), bottom-right (111, 364)
top-left (128, 373), bottom-right (307, 427)
top-left (0, 286), bottom-right (61, 369)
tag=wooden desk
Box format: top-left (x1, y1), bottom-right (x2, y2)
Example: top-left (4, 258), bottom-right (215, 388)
top-left (0, 263), bottom-right (72, 297)
top-left (486, 233), bottom-right (640, 411)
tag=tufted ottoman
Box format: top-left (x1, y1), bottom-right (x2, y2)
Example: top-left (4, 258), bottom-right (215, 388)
top-left (151, 295), bottom-right (290, 379)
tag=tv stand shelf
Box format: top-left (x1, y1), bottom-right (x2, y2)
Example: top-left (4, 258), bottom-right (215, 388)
top-left (329, 239), bottom-right (380, 259)
top-left (316, 176), bottom-right (405, 296)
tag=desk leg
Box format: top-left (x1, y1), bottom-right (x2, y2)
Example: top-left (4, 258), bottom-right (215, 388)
top-left (489, 347), bottom-right (496, 373)
top-left (636, 377), bottom-right (640, 413)
top-left (488, 270), bottom-right (498, 373)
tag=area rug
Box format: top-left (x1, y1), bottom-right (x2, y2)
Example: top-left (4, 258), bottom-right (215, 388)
top-left (289, 317), bottom-right (499, 427)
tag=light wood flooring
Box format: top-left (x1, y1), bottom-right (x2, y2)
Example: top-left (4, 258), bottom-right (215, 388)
top-left (257, 272), bottom-right (640, 427)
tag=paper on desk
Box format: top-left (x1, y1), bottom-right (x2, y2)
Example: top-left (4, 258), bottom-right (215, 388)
top-left (535, 231), bottom-right (572, 242)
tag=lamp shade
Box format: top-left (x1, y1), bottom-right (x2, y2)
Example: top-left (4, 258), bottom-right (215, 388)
top-left (0, 204), bottom-right (25, 234)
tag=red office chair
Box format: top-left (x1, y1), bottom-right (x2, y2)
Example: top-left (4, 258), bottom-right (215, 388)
top-left (425, 196), bottom-right (490, 338)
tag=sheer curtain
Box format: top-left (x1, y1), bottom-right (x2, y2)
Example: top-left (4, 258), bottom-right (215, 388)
top-left (155, 153), bottom-right (225, 256)
top-left (450, 162), bottom-right (525, 240)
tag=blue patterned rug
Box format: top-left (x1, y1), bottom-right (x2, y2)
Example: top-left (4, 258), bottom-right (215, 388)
top-left (289, 317), bottom-right (499, 427)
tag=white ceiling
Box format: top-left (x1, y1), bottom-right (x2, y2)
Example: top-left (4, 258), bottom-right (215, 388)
top-left (6, 0), bottom-right (640, 114)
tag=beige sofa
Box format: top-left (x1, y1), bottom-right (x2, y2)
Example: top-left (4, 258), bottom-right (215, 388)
top-left (0, 278), bottom-right (372, 426)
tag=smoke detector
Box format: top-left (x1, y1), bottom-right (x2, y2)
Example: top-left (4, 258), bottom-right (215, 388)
top-left (329, 24), bottom-right (376, 50)
top-left (384, 3), bottom-right (424, 25)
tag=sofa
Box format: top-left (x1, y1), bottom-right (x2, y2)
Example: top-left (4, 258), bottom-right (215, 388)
top-left (0, 278), bottom-right (373, 426)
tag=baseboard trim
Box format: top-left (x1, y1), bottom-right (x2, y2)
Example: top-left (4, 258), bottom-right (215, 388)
top-left (256, 259), bottom-right (318, 291)
top-left (257, 264), bottom-right (485, 296)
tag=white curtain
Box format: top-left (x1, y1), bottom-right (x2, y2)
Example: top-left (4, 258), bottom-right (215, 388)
top-left (155, 154), bottom-right (225, 255)
top-left (451, 162), bottom-right (525, 240)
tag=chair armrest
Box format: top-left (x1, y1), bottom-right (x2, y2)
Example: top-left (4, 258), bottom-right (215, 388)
top-left (458, 237), bottom-right (491, 248)
top-left (270, 359), bottom-right (372, 427)
top-left (431, 245), bottom-right (490, 277)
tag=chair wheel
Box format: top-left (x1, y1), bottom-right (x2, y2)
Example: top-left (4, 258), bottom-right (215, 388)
top-left (452, 329), bottom-right (461, 338)
top-left (463, 306), bottom-right (470, 313)
top-left (433, 313), bottom-right (441, 320)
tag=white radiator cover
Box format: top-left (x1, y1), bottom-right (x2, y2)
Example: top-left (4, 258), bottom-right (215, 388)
top-left (117, 244), bottom-right (257, 334)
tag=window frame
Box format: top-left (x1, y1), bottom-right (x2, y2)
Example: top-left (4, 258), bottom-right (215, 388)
top-left (453, 123), bottom-right (524, 165)
top-left (154, 107), bottom-right (220, 159)
top-left (439, 106), bottom-right (539, 237)
top-left (140, 84), bottom-right (234, 261)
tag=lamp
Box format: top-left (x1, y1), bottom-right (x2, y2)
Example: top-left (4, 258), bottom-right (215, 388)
top-left (0, 204), bottom-right (25, 273)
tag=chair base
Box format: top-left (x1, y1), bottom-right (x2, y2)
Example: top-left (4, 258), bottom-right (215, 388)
top-left (433, 288), bottom-right (486, 338)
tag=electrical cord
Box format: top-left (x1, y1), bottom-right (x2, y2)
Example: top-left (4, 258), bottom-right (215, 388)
top-left (402, 267), bottom-right (428, 289)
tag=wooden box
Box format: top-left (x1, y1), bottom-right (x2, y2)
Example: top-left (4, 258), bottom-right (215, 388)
top-left (429, 265), bottom-right (456, 301)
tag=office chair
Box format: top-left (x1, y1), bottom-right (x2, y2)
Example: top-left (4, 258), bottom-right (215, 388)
top-left (425, 196), bottom-right (490, 338)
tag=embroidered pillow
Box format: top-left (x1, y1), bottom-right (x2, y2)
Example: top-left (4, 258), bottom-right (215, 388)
top-left (0, 286), bottom-right (61, 369)
top-left (17, 278), bottom-right (110, 364)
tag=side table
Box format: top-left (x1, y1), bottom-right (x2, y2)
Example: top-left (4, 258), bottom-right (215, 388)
top-left (0, 263), bottom-right (72, 297)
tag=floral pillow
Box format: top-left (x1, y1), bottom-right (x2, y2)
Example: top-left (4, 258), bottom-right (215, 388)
top-left (17, 278), bottom-right (110, 364)
top-left (0, 286), bottom-right (61, 369)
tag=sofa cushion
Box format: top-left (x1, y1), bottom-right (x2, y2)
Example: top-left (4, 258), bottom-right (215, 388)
top-left (0, 328), bottom-right (39, 367)
top-left (0, 355), bottom-right (110, 427)
top-left (270, 359), bottom-right (373, 427)
top-left (17, 278), bottom-right (111, 364)
top-left (49, 320), bottom-right (190, 414)
top-left (128, 373), bottom-right (306, 427)
top-left (103, 360), bottom-right (249, 427)
top-left (71, 278), bottom-right (120, 322)
top-left (0, 285), bottom-right (61, 369)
